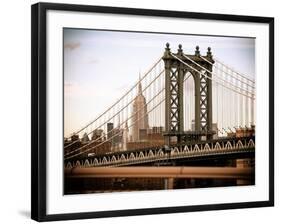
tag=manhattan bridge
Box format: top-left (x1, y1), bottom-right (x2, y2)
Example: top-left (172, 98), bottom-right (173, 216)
top-left (64, 44), bottom-right (255, 191)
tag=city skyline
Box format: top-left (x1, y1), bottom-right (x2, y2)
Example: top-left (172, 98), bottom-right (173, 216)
top-left (63, 28), bottom-right (256, 194)
top-left (64, 28), bottom-right (255, 137)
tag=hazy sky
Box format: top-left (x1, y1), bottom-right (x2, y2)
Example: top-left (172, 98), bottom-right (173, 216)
top-left (64, 28), bottom-right (255, 136)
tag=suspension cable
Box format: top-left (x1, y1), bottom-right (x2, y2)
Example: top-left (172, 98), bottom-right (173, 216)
top-left (64, 69), bottom-right (164, 150)
top-left (171, 53), bottom-right (255, 100)
top-left (200, 56), bottom-right (255, 88)
top-left (214, 56), bottom-right (255, 83)
top-left (64, 85), bottom-right (165, 157)
top-left (64, 89), bottom-right (165, 160)
top-left (182, 54), bottom-right (254, 96)
top-left (66, 57), bottom-right (163, 139)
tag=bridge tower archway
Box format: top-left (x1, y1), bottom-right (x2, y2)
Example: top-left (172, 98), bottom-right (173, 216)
top-left (183, 71), bottom-right (195, 132)
top-left (162, 43), bottom-right (215, 145)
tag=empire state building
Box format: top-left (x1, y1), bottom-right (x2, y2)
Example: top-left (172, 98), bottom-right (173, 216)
top-left (131, 78), bottom-right (149, 142)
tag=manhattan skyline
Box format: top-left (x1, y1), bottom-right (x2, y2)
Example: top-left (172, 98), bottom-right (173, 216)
top-left (64, 28), bottom-right (255, 137)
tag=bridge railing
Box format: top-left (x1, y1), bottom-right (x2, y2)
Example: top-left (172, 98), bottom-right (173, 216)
top-left (65, 136), bottom-right (255, 168)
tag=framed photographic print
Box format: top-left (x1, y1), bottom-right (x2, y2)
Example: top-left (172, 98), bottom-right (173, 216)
top-left (31, 2), bottom-right (274, 222)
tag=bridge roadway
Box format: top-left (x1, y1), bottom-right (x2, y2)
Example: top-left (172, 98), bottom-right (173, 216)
top-left (65, 136), bottom-right (255, 168)
top-left (65, 166), bottom-right (254, 179)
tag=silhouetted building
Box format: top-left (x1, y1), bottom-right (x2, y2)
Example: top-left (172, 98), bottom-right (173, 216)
top-left (139, 129), bottom-right (148, 141)
top-left (212, 123), bottom-right (218, 139)
top-left (107, 123), bottom-right (114, 140)
top-left (84, 140), bottom-right (111, 155)
top-left (131, 77), bottom-right (149, 142)
top-left (91, 129), bottom-right (104, 141)
top-left (111, 127), bottom-right (122, 150)
top-left (81, 132), bottom-right (90, 143)
top-left (191, 119), bottom-right (195, 131)
top-left (148, 126), bottom-right (164, 134)
top-left (122, 122), bottom-right (129, 151)
top-left (71, 134), bottom-right (79, 142)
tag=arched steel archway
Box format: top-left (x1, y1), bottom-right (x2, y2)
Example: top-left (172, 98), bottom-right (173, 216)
top-left (162, 43), bottom-right (215, 145)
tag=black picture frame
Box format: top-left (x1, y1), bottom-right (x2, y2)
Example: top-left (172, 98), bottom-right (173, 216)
top-left (31, 2), bottom-right (274, 222)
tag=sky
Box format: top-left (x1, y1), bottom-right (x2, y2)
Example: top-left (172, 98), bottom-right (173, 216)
top-left (64, 28), bottom-right (255, 137)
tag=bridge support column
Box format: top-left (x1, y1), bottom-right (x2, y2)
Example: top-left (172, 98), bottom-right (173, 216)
top-left (206, 52), bottom-right (213, 140)
top-left (162, 44), bottom-right (215, 144)
top-left (164, 43), bottom-right (172, 146)
top-left (236, 158), bottom-right (254, 185)
top-left (178, 60), bottom-right (184, 143)
top-left (164, 178), bottom-right (174, 190)
top-left (194, 72), bottom-right (201, 132)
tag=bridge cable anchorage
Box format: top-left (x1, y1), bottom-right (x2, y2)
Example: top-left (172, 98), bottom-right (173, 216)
top-left (64, 88), bottom-right (166, 160)
top-left (199, 56), bottom-right (255, 89)
top-left (65, 57), bottom-right (163, 140)
top-left (182, 54), bottom-right (255, 97)
top-left (64, 68), bottom-right (165, 151)
top-left (170, 53), bottom-right (255, 100)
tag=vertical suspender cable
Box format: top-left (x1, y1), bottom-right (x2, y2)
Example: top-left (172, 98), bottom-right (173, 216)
top-left (245, 78), bottom-right (248, 127)
top-left (221, 71), bottom-right (224, 135)
top-left (240, 80), bottom-right (244, 127)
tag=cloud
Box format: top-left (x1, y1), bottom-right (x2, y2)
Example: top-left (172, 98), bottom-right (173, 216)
top-left (64, 42), bottom-right (80, 50)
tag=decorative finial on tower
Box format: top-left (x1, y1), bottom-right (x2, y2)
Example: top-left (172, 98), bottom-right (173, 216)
top-left (166, 42), bottom-right (170, 50)
top-left (178, 44), bottom-right (183, 55)
top-left (164, 42), bottom-right (171, 58)
top-left (195, 45), bottom-right (200, 56)
top-left (207, 47), bottom-right (212, 58)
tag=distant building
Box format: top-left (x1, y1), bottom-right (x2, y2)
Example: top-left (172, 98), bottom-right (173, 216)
top-left (139, 129), bottom-right (148, 141)
top-left (192, 121), bottom-right (218, 139)
top-left (131, 77), bottom-right (149, 142)
top-left (106, 122), bottom-right (124, 152)
top-left (191, 119), bottom-right (195, 131)
top-left (71, 134), bottom-right (79, 142)
top-left (212, 123), bottom-right (218, 139)
top-left (147, 126), bottom-right (164, 141)
top-left (64, 134), bottom-right (81, 155)
top-left (107, 123), bottom-right (114, 140)
top-left (126, 126), bottom-right (164, 151)
top-left (81, 132), bottom-right (90, 143)
top-left (84, 140), bottom-right (111, 155)
top-left (111, 127), bottom-right (122, 150)
top-left (147, 126), bottom-right (164, 134)
top-left (91, 129), bottom-right (104, 141)
top-left (122, 122), bottom-right (129, 151)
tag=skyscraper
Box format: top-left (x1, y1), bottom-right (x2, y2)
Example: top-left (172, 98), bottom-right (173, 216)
top-left (131, 77), bottom-right (149, 142)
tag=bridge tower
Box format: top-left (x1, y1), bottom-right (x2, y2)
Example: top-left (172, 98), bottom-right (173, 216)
top-left (163, 43), bottom-right (215, 145)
